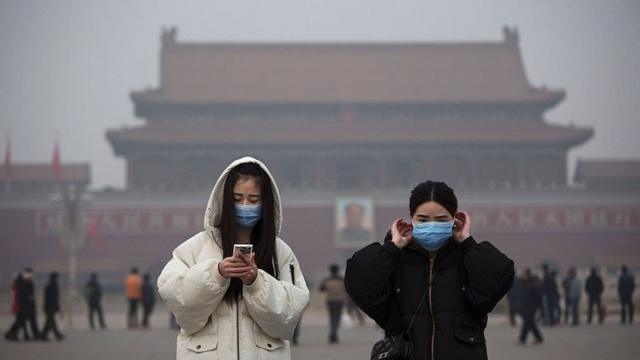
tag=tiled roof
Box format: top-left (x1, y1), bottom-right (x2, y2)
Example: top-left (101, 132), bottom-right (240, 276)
top-left (1, 163), bottom-right (90, 181)
top-left (107, 119), bottom-right (593, 148)
top-left (574, 160), bottom-right (640, 181)
top-left (132, 29), bottom-right (563, 106)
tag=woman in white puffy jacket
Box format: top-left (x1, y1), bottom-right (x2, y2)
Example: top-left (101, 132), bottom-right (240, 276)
top-left (157, 157), bottom-right (310, 359)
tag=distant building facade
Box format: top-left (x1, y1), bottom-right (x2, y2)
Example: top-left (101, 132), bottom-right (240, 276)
top-left (1, 163), bottom-right (90, 195)
top-left (107, 27), bottom-right (592, 192)
top-left (2, 29), bottom-right (638, 289)
top-left (574, 160), bottom-right (640, 191)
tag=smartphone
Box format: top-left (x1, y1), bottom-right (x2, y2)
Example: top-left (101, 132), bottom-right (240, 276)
top-left (233, 244), bottom-right (253, 257)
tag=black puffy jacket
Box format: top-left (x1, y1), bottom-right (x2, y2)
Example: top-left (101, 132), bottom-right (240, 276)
top-left (345, 233), bottom-right (514, 360)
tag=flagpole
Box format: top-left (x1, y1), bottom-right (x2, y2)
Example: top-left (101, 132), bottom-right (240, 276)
top-left (4, 136), bottom-right (10, 196)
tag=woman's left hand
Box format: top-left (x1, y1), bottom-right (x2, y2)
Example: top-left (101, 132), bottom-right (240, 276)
top-left (452, 210), bottom-right (471, 243)
top-left (238, 253), bottom-right (258, 285)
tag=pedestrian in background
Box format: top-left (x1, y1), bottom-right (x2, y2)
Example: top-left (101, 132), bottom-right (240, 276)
top-left (562, 269), bottom-right (571, 325)
top-left (4, 273), bottom-right (31, 341)
top-left (585, 267), bottom-right (604, 324)
top-left (566, 267), bottom-right (582, 326)
top-left (507, 274), bottom-right (523, 326)
top-left (618, 265), bottom-right (635, 324)
top-left (549, 270), bottom-right (562, 325)
top-left (141, 273), bottom-right (156, 328)
top-left (84, 273), bottom-right (106, 330)
top-left (541, 264), bottom-right (560, 326)
top-left (125, 267), bottom-right (142, 329)
top-left (19, 268), bottom-right (42, 340)
top-left (320, 263), bottom-right (347, 344)
top-left (518, 268), bottom-right (543, 345)
top-left (41, 272), bottom-right (64, 341)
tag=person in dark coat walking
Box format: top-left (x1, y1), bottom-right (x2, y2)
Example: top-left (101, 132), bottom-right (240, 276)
top-left (4, 273), bottom-right (31, 341)
top-left (618, 265), bottom-right (635, 324)
top-left (585, 267), bottom-right (604, 324)
top-left (506, 275), bottom-right (523, 326)
top-left (561, 269), bottom-right (572, 325)
top-left (345, 181), bottom-right (515, 360)
top-left (18, 268), bottom-right (42, 340)
top-left (541, 264), bottom-right (560, 326)
top-left (41, 272), bottom-right (64, 341)
top-left (518, 269), bottom-right (544, 345)
top-left (141, 273), bottom-right (156, 328)
top-left (84, 273), bottom-right (106, 330)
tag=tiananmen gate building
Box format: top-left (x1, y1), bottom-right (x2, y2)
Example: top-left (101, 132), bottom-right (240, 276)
top-left (1, 27), bottom-right (639, 289)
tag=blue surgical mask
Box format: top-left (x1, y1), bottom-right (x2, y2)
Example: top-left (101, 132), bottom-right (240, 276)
top-left (412, 221), bottom-right (453, 251)
top-left (235, 204), bottom-right (262, 228)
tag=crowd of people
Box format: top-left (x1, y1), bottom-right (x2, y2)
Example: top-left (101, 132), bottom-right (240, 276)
top-left (3, 156), bottom-right (637, 360)
top-left (507, 264), bottom-right (636, 345)
top-left (4, 266), bottom-right (158, 342)
top-left (124, 267), bottom-right (156, 329)
top-left (4, 268), bottom-right (63, 341)
top-left (315, 261), bottom-right (637, 349)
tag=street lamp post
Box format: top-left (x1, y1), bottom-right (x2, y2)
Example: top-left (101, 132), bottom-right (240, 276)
top-left (51, 184), bottom-right (92, 331)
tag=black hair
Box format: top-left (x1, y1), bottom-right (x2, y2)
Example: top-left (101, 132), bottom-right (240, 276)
top-left (409, 180), bottom-right (458, 217)
top-left (131, 267), bottom-right (138, 274)
top-left (219, 162), bottom-right (279, 303)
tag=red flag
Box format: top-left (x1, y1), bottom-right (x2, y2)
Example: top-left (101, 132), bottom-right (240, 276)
top-left (88, 215), bottom-right (103, 249)
top-left (51, 138), bottom-right (62, 182)
top-left (3, 138), bottom-right (10, 179)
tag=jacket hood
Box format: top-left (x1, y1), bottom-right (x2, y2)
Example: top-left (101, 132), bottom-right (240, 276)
top-left (203, 156), bottom-right (282, 238)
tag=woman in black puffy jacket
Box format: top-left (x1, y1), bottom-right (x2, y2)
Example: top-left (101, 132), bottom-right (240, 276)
top-left (345, 181), bottom-right (514, 360)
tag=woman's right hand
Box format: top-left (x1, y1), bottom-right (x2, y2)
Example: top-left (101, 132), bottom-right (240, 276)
top-left (217, 256), bottom-right (253, 279)
top-left (391, 218), bottom-right (413, 249)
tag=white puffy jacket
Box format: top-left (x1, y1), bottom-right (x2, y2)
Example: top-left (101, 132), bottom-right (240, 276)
top-left (157, 157), bottom-right (310, 359)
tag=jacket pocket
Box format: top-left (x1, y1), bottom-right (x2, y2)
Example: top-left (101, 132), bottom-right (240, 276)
top-left (254, 323), bottom-right (285, 351)
top-left (453, 326), bottom-right (485, 345)
top-left (452, 326), bottom-right (487, 360)
top-left (186, 335), bottom-right (219, 353)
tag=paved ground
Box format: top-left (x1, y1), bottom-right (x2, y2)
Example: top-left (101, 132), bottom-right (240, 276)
top-left (1, 307), bottom-right (639, 360)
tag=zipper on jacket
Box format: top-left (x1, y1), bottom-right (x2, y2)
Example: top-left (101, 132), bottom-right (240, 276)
top-left (428, 253), bottom-right (436, 360)
top-left (236, 298), bottom-right (240, 360)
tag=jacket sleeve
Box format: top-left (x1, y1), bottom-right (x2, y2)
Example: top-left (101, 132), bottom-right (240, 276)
top-left (344, 233), bottom-right (399, 328)
top-left (157, 248), bottom-right (230, 336)
top-left (242, 248), bottom-right (310, 340)
top-left (460, 236), bottom-right (515, 316)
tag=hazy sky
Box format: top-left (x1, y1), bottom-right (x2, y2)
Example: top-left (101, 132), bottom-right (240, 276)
top-left (1, 0), bottom-right (639, 189)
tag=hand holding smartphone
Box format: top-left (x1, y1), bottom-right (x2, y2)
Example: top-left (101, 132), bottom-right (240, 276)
top-left (233, 244), bottom-right (253, 258)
